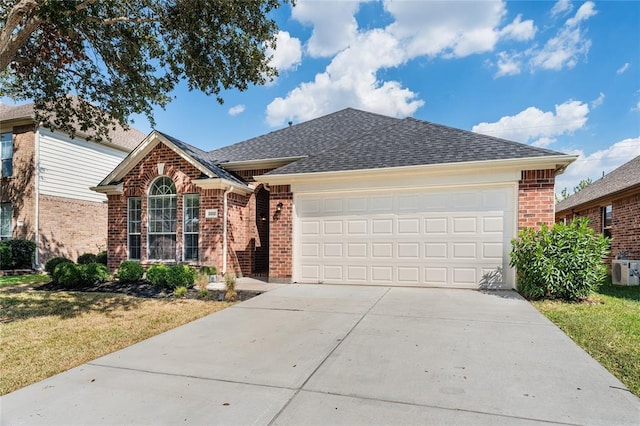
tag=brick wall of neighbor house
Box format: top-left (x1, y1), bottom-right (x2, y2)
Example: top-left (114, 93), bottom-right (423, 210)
top-left (518, 169), bottom-right (556, 230)
top-left (612, 193), bottom-right (640, 259)
top-left (38, 195), bottom-right (108, 263)
top-left (269, 185), bottom-right (292, 282)
top-left (0, 125), bottom-right (36, 242)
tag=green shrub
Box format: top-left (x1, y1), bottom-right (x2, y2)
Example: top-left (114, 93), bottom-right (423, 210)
top-left (1, 239), bottom-right (36, 269)
top-left (117, 261), bottom-right (144, 283)
top-left (146, 264), bottom-right (171, 287)
top-left (77, 253), bottom-right (97, 265)
top-left (173, 285), bottom-right (188, 298)
top-left (168, 265), bottom-right (196, 289)
top-left (45, 257), bottom-right (72, 275)
top-left (81, 263), bottom-right (110, 284)
top-left (510, 218), bottom-right (609, 301)
top-left (53, 262), bottom-right (82, 287)
top-left (96, 251), bottom-right (108, 265)
top-left (200, 266), bottom-right (217, 276)
top-left (0, 245), bottom-right (12, 270)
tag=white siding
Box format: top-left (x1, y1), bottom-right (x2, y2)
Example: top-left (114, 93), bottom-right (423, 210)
top-left (39, 129), bottom-right (128, 202)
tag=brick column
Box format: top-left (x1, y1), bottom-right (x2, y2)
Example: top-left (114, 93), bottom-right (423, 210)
top-left (107, 194), bottom-right (127, 271)
top-left (269, 185), bottom-right (292, 283)
top-left (518, 169), bottom-right (555, 230)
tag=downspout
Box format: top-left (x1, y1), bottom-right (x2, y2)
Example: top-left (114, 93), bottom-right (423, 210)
top-left (222, 186), bottom-right (232, 275)
top-left (33, 124), bottom-right (40, 269)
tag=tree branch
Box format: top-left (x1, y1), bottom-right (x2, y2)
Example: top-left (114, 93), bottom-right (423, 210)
top-left (0, 0), bottom-right (42, 71)
top-left (85, 16), bottom-right (159, 25)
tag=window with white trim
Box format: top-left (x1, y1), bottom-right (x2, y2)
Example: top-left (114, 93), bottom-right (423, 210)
top-left (1, 132), bottom-right (13, 178)
top-left (602, 205), bottom-right (612, 239)
top-left (128, 197), bottom-right (141, 260)
top-left (147, 177), bottom-right (177, 260)
top-left (183, 194), bottom-right (199, 261)
top-left (1, 203), bottom-right (12, 240)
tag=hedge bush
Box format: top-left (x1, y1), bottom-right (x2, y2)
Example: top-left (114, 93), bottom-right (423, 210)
top-left (146, 264), bottom-right (171, 287)
top-left (0, 239), bottom-right (36, 269)
top-left (81, 263), bottom-right (110, 284)
top-left (510, 218), bottom-right (609, 301)
top-left (77, 253), bottom-right (97, 265)
top-left (53, 262), bottom-right (82, 287)
top-left (0, 245), bottom-right (12, 270)
top-left (168, 265), bottom-right (196, 289)
top-left (96, 251), bottom-right (108, 265)
top-left (45, 257), bottom-right (72, 275)
top-left (117, 261), bottom-right (144, 283)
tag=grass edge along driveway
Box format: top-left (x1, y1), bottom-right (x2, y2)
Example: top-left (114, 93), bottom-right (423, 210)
top-left (0, 276), bottom-right (232, 395)
top-left (533, 283), bottom-right (640, 398)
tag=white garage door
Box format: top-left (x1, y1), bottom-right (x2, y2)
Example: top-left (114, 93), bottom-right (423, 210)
top-left (294, 185), bottom-right (515, 288)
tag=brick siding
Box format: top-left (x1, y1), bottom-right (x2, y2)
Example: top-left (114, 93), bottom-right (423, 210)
top-left (518, 169), bottom-right (556, 230)
top-left (268, 185), bottom-right (293, 282)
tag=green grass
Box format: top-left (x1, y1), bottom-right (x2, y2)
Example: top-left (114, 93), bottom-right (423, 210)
top-left (0, 274), bottom-right (232, 395)
top-left (532, 282), bottom-right (640, 397)
top-left (0, 273), bottom-right (51, 288)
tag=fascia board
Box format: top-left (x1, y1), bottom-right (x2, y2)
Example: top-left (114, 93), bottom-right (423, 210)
top-left (90, 182), bottom-right (123, 195)
top-left (255, 155), bottom-right (578, 187)
top-left (192, 178), bottom-right (253, 195)
top-left (220, 156), bottom-right (307, 171)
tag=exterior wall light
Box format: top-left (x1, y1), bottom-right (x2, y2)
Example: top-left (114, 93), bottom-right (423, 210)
top-left (276, 202), bottom-right (283, 211)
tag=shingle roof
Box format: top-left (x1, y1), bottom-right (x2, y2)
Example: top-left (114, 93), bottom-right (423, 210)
top-left (210, 108), bottom-right (400, 162)
top-left (157, 131), bottom-right (246, 186)
top-left (0, 101), bottom-right (144, 151)
top-left (556, 155), bottom-right (640, 213)
top-left (265, 116), bottom-right (566, 175)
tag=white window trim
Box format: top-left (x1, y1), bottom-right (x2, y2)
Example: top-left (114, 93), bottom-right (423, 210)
top-left (127, 197), bottom-right (141, 260)
top-left (183, 194), bottom-right (200, 262)
top-left (0, 203), bottom-right (12, 240)
top-left (147, 176), bottom-right (177, 261)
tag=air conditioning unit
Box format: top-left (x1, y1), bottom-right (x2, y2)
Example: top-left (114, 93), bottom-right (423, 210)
top-left (612, 260), bottom-right (640, 286)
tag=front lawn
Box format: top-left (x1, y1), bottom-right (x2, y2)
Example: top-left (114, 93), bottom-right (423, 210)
top-left (0, 276), bottom-right (233, 395)
top-left (533, 282), bottom-right (640, 397)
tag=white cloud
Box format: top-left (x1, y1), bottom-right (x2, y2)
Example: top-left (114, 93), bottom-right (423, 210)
top-left (529, 26), bottom-right (591, 71)
top-left (532, 137), bottom-right (556, 147)
top-left (472, 100), bottom-right (590, 144)
top-left (634, 101), bottom-right (640, 112)
top-left (495, 51), bottom-right (522, 77)
top-left (551, 0), bottom-right (573, 17)
top-left (617, 62), bottom-right (630, 74)
top-left (266, 29), bottom-right (423, 126)
top-left (591, 92), bottom-right (605, 109)
top-left (266, 31), bottom-right (302, 72)
top-left (566, 1), bottom-right (597, 27)
top-left (555, 137), bottom-right (640, 194)
top-left (499, 14), bottom-right (537, 41)
top-left (228, 104), bottom-right (245, 116)
top-left (292, 0), bottom-right (360, 57)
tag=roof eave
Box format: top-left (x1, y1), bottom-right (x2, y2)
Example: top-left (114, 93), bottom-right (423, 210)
top-left (255, 155), bottom-right (578, 185)
top-left (556, 182), bottom-right (640, 214)
top-left (192, 178), bottom-right (253, 195)
top-left (220, 156), bottom-right (308, 171)
top-left (90, 183), bottom-right (123, 195)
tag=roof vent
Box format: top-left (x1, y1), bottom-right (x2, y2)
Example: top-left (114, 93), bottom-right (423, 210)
top-left (288, 121), bottom-right (293, 127)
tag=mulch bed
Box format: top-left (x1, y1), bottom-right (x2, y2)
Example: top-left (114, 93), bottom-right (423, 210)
top-left (37, 280), bottom-right (262, 301)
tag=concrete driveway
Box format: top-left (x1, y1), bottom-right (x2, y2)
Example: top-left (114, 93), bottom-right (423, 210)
top-left (2, 284), bottom-right (640, 425)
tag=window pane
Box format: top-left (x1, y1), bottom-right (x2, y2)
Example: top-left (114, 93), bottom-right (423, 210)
top-left (1, 159), bottom-right (12, 177)
top-left (184, 234), bottom-right (199, 261)
top-left (184, 194), bottom-right (199, 233)
top-left (148, 234), bottom-right (176, 260)
top-left (128, 235), bottom-right (141, 260)
top-left (0, 203), bottom-right (12, 239)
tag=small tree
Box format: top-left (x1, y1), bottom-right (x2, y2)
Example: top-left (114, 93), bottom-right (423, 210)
top-left (510, 218), bottom-right (609, 301)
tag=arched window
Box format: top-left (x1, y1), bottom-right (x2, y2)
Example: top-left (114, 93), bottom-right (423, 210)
top-left (148, 176), bottom-right (177, 260)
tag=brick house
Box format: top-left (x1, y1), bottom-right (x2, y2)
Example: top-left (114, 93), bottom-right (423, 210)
top-left (0, 102), bottom-right (144, 266)
top-left (556, 154), bottom-right (640, 264)
top-left (93, 108), bottom-right (575, 289)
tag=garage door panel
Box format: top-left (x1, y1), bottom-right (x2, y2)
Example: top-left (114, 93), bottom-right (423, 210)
top-left (295, 186), bottom-right (513, 288)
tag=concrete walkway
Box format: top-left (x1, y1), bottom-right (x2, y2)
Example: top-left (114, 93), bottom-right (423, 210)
top-left (2, 285), bottom-right (640, 425)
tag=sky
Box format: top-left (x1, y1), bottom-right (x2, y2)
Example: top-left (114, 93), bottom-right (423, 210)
top-left (6, 0), bottom-right (640, 194)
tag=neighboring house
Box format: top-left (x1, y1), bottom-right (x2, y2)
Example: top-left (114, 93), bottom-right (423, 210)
top-left (556, 154), bottom-right (640, 263)
top-left (0, 102), bottom-right (145, 266)
top-left (93, 108), bottom-right (575, 289)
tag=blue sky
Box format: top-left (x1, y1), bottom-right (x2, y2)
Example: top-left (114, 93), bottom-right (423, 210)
top-left (6, 1), bottom-right (640, 193)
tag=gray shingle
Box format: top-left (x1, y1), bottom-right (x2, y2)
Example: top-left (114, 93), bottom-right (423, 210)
top-left (157, 131), bottom-right (246, 186)
top-left (267, 116), bottom-right (565, 175)
top-left (556, 154), bottom-right (640, 213)
top-left (210, 108), bottom-right (400, 162)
